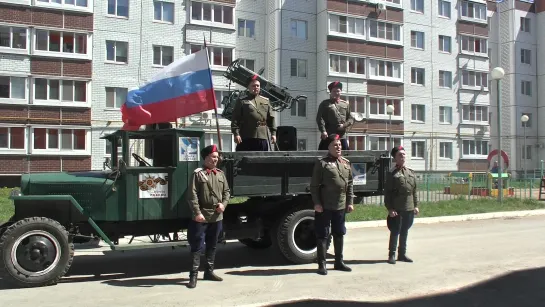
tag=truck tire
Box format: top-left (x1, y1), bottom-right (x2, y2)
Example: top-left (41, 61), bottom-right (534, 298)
top-left (238, 235), bottom-right (273, 249)
top-left (275, 208), bottom-right (318, 264)
top-left (0, 217), bottom-right (74, 288)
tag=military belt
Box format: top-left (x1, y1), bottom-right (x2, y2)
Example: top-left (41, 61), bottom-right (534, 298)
top-left (257, 121), bottom-right (267, 127)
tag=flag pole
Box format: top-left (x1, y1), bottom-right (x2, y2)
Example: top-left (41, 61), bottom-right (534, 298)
top-left (204, 34), bottom-right (223, 151)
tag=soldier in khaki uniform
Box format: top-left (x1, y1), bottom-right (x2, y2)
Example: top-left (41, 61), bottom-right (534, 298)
top-left (310, 134), bottom-right (354, 275)
top-left (384, 145), bottom-right (420, 265)
top-left (231, 75), bottom-right (276, 151)
top-left (186, 145), bottom-right (231, 288)
top-left (316, 81), bottom-right (354, 150)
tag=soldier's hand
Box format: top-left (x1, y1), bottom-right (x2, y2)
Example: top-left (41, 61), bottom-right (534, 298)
top-left (314, 204), bottom-right (323, 213)
top-left (234, 135), bottom-right (242, 144)
top-left (216, 203), bottom-right (225, 213)
top-left (271, 136), bottom-right (276, 144)
top-left (414, 208), bottom-right (419, 215)
top-left (388, 209), bottom-right (398, 217)
top-left (195, 214), bottom-right (206, 222)
top-left (346, 204), bottom-right (354, 213)
top-left (321, 132), bottom-right (328, 140)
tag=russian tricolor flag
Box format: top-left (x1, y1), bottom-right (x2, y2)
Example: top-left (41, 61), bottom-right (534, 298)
top-left (121, 48), bottom-right (216, 130)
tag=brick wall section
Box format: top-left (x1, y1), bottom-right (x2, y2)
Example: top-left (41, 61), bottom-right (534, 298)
top-left (327, 0), bottom-right (403, 22)
top-left (64, 13), bottom-right (93, 31)
top-left (457, 22), bottom-right (489, 37)
top-left (0, 157), bottom-right (26, 174)
top-left (62, 108), bottom-right (91, 125)
top-left (62, 60), bottom-right (92, 78)
top-left (352, 120), bottom-right (404, 135)
top-left (0, 106), bottom-right (90, 125)
top-left (367, 81), bottom-right (404, 96)
top-left (515, 0), bottom-right (535, 12)
top-left (61, 157), bottom-right (92, 172)
top-left (30, 157), bottom-right (61, 173)
top-left (31, 58), bottom-right (62, 76)
top-left (0, 156), bottom-right (91, 174)
top-left (31, 59), bottom-right (92, 78)
top-left (0, 5), bottom-right (93, 30)
top-left (0, 105), bottom-right (28, 124)
top-left (29, 107), bottom-right (61, 125)
top-left (327, 38), bottom-right (403, 59)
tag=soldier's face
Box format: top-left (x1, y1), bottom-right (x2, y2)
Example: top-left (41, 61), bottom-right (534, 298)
top-left (205, 152), bottom-right (219, 168)
top-left (248, 80), bottom-right (260, 95)
top-left (328, 140), bottom-right (342, 157)
top-left (395, 150), bottom-right (406, 165)
top-left (330, 88), bottom-right (341, 100)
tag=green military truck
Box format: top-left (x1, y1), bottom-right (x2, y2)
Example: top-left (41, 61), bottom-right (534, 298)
top-left (0, 126), bottom-right (389, 288)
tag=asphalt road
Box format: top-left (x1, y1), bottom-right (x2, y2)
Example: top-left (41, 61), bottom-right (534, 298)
top-left (1, 216), bottom-right (545, 307)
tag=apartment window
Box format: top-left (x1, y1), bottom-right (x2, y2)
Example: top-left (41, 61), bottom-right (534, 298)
top-left (369, 98), bottom-right (401, 116)
top-left (329, 14), bottom-right (365, 37)
top-left (385, 0), bottom-right (401, 4)
top-left (153, 45), bottom-right (174, 66)
top-left (238, 19), bottom-right (255, 38)
top-left (439, 142), bottom-right (452, 159)
top-left (411, 31), bottom-right (424, 49)
top-left (411, 141), bottom-right (425, 158)
top-left (0, 26), bottom-right (27, 50)
top-left (291, 19), bottom-right (307, 39)
top-left (411, 68), bottom-right (425, 85)
top-left (369, 136), bottom-right (402, 151)
top-left (461, 36), bottom-right (487, 55)
top-left (411, 104), bottom-right (425, 122)
top-left (521, 113), bottom-right (532, 127)
top-left (411, 0), bottom-right (424, 13)
top-left (439, 35), bottom-right (451, 52)
top-left (297, 139), bottom-right (307, 151)
top-left (439, 71), bottom-right (452, 88)
top-left (38, 0), bottom-right (89, 7)
top-left (107, 0), bottom-right (129, 17)
top-left (191, 1), bottom-right (232, 25)
top-left (291, 59), bottom-right (307, 77)
top-left (329, 54), bottom-right (365, 76)
top-left (522, 145), bottom-right (532, 160)
top-left (369, 20), bottom-right (401, 42)
top-left (521, 49), bottom-right (531, 64)
top-left (438, 0), bottom-right (451, 18)
top-left (291, 98), bottom-right (307, 117)
top-left (340, 95), bottom-right (365, 113)
top-left (521, 80), bottom-right (532, 96)
top-left (34, 78), bottom-right (87, 103)
top-left (154, 1), bottom-right (174, 23)
top-left (189, 44), bottom-right (233, 67)
top-left (106, 40), bottom-right (128, 63)
top-left (369, 59), bottom-right (402, 79)
top-left (439, 106), bottom-right (452, 124)
top-left (0, 127), bottom-right (25, 150)
top-left (239, 59), bottom-right (255, 71)
top-left (520, 17), bottom-right (530, 33)
top-left (35, 29), bottom-right (87, 55)
top-left (348, 135), bottom-right (366, 150)
top-left (33, 128), bottom-right (86, 151)
top-left (462, 105), bottom-right (488, 122)
top-left (460, 1), bottom-right (486, 21)
top-left (462, 70), bottom-right (488, 88)
top-left (462, 140), bottom-right (489, 157)
top-left (106, 87), bottom-right (128, 108)
top-left (0, 76), bottom-right (26, 99)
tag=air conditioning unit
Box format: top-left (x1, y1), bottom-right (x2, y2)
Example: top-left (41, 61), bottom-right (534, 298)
top-left (377, 3), bottom-right (387, 10)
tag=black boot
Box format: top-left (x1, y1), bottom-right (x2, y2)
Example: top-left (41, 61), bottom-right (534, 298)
top-left (187, 252), bottom-right (200, 288)
top-left (203, 248), bottom-right (223, 281)
top-left (333, 235), bottom-right (351, 272)
top-left (316, 239), bottom-right (328, 275)
top-left (397, 232), bottom-right (413, 263)
top-left (388, 233), bottom-right (398, 264)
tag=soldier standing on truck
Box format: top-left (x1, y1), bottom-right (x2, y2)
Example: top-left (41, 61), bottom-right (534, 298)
top-left (384, 145), bottom-right (419, 265)
top-left (231, 75), bottom-right (277, 151)
top-left (316, 81), bottom-right (354, 150)
top-left (186, 144), bottom-right (231, 289)
top-left (310, 133), bottom-right (354, 275)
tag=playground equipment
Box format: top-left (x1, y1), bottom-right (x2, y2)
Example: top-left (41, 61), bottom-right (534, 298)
top-left (444, 172), bottom-right (513, 197)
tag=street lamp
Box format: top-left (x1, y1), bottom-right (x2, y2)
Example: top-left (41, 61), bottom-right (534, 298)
top-left (386, 104), bottom-right (395, 149)
top-left (491, 67), bottom-right (505, 202)
top-left (521, 114), bottom-right (529, 182)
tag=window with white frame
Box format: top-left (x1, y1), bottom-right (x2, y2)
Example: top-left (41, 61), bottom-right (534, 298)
top-left (520, 17), bottom-right (530, 33)
top-left (329, 14), bottom-right (365, 37)
top-left (439, 35), bottom-right (451, 53)
top-left (238, 19), bottom-right (255, 38)
top-left (37, 0), bottom-right (90, 8)
top-left (411, 0), bottom-right (424, 13)
top-left (385, 0), bottom-right (401, 4)
top-left (106, 40), bottom-right (128, 63)
top-left (369, 20), bottom-right (401, 42)
top-left (411, 104), bottom-right (425, 122)
top-left (206, 132), bottom-right (234, 152)
top-left (438, 0), bottom-right (451, 18)
top-left (522, 145), bottom-right (532, 160)
top-left (0, 76), bottom-right (26, 99)
top-left (369, 98), bottom-right (401, 116)
top-left (191, 1), bottom-right (233, 25)
top-left (411, 67), bottom-right (425, 85)
top-left (461, 35), bottom-right (487, 55)
top-left (439, 106), bottom-right (452, 124)
top-left (521, 80), bottom-right (531, 96)
top-left (521, 49), bottom-right (531, 64)
top-left (439, 70), bottom-right (452, 88)
top-left (460, 1), bottom-right (486, 21)
top-left (238, 59), bottom-right (255, 72)
top-left (348, 135), bottom-right (366, 150)
top-left (462, 139), bottom-right (488, 157)
top-left (329, 54), bottom-right (365, 76)
top-left (411, 141), bottom-right (425, 158)
top-left (439, 142), bottom-right (452, 159)
top-left (291, 59), bottom-right (307, 77)
top-left (153, 45), bottom-right (173, 66)
top-left (32, 128), bottom-right (87, 151)
top-left (411, 31), bottom-right (424, 49)
top-left (291, 19), bottom-right (307, 39)
top-left (297, 139), bottom-right (307, 151)
top-left (0, 26), bottom-right (27, 50)
top-left (34, 78), bottom-right (87, 103)
top-left (154, 0), bottom-right (174, 23)
top-left (368, 59), bottom-right (402, 80)
top-left (369, 136), bottom-right (402, 151)
top-left (462, 105), bottom-right (488, 122)
top-left (291, 97), bottom-right (306, 117)
top-left (106, 87), bottom-right (128, 108)
top-left (35, 29), bottom-right (88, 55)
top-left (189, 44), bottom-right (233, 67)
top-left (0, 127), bottom-right (25, 150)
top-left (340, 95), bottom-right (365, 113)
top-left (107, 0), bottom-right (129, 17)
top-left (521, 113), bottom-right (531, 127)
top-left (461, 70), bottom-right (488, 88)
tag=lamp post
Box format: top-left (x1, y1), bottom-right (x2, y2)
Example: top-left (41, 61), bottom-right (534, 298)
top-left (521, 114), bottom-right (529, 183)
top-left (491, 67), bottom-right (505, 203)
top-left (387, 104), bottom-right (395, 149)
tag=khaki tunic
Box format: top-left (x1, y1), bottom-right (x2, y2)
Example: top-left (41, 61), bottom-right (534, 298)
top-left (384, 166), bottom-right (418, 212)
top-left (231, 94), bottom-right (276, 140)
top-left (187, 167), bottom-right (231, 223)
top-left (310, 155), bottom-right (355, 211)
top-left (316, 99), bottom-right (355, 138)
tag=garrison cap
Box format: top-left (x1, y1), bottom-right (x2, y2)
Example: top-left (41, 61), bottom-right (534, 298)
top-left (201, 144), bottom-right (219, 159)
top-left (328, 81), bottom-right (342, 92)
top-left (247, 74), bottom-right (260, 86)
top-left (391, 145), bottom-right (405, 157)
top-left (324, 133), bottom-right (341, 148)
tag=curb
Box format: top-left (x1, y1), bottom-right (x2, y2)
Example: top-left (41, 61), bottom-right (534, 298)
top-left (345, 209), bottom-right (545, 229)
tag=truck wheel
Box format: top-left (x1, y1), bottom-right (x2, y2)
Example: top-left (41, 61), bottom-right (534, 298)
top-left (0, 217), bottom-right (74, 288)
top-left (276, 208), bottom-right (318, 264)
top-left (239, 234), bottom-right (273, 249)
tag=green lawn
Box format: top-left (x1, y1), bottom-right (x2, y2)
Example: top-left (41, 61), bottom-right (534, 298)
top-left (0, 188), bottom-right (13, 223)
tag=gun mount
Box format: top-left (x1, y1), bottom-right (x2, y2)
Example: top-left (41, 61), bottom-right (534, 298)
top-left (221, 59), bottom-right (307, 121)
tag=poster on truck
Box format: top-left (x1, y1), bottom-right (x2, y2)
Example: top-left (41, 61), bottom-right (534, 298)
top-left (138, 173), bottom-right (169, 198)
top-left (179, 136), bottom-right (200, 161)
top-left (351, 163), bottom-right (367, 185)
